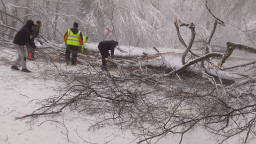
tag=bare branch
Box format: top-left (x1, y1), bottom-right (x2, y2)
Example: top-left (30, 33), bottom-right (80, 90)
top-left (205, 0), bottom-right (225, 26)
top-left (222, 61), bottom-right (256, 70)
top-left (0, 9), bottom-right (24, 24)
top-left (181, 23), bottom-right (196, 65)
top-left (0, 23), bottom-right (18, 31)
top-left (174, 17), bottom-right (187, 48)
top-left (166, 52), bottom-right (222, 76)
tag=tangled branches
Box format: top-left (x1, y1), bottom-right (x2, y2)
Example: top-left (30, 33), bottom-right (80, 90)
top-left (15, 55), bottom-right (256, 144)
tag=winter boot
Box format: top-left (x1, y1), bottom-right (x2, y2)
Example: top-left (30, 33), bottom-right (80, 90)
top-left (11, 65), bottom-right (20, 70)
top-left (71, 60), bottom-right (77, 65)
top-left (101, 65), bottom-right (107, 70)
top-left (21, 68), bottom-right (31, 73)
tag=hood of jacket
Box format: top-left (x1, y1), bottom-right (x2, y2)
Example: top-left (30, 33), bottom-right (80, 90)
top-left (26, 20), bottom-right (35, 32)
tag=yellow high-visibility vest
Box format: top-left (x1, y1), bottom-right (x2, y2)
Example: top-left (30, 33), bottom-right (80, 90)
top-left (66, 29), bottom-right (81, 46)
top-left (83, 35), bottom-right (86, 44)
top-left (81, 35), bottom-right (87, 54)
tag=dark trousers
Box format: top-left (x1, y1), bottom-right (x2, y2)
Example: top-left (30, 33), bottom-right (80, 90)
top-left (98, 47), bottom-right (109, 67)
top-left (101, 57), bottom-right (107, 67)
top-left (65, 45), bottom-right (79, 65)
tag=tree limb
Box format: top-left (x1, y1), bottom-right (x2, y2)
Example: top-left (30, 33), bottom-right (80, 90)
top-left (217, 42), bottom-right (256, 67)
top-left (0, 9), bottom-right (24, 24)
top-left (0, 0), bottom-right (8, 24)
top-left (166, 52), bottom-right (222, 76)
top-left (222, 60), bottom-right (256, 70)
top-left (174, 18), bottom-right (196, 64)
top-left (174, 17), bottom-right (187, 48)
top-left (205, 0), bottom-right (225, 26)
top-left (0, 23), bottom-right (18, 31)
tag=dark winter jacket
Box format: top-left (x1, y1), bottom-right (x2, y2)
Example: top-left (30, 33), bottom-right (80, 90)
top-left (64, 28), bottom-right (83, 45)
top-left (98, 40), bottom-right (118, 57)
top-left (13, 20), bottom-right (36, 48)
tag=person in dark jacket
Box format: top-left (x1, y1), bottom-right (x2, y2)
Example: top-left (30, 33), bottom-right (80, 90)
top-left (11, 20), bottom-right (37, 73)
top-left (98, 40), bottom-right (118, 68)
top-left (27, 20), bottom-right (42, 60)
top-left (64, 22), bottom-right (83, 65)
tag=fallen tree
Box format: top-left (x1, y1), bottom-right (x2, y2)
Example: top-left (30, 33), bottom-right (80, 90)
top-left (166, 15), bottom-right (256, 83)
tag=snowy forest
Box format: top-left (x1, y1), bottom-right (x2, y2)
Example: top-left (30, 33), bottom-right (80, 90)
top-left (1, 0), bottom-right (256, 144)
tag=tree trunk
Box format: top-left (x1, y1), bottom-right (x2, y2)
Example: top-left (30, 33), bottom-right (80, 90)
top-left (8, 0), bottom-right (19, 39)
top-left (94, 3), bottom-right (105, 40)
top-left (23, 0), bottom-right (31, 22)
top-left (217, 42), bottom-right (256, 67)
top-left (45, 0), bottom-right (51, 40)
top-left (0, 0), bottom-right (8, 38)
top-left (53, 0), bottom-right (60, 42)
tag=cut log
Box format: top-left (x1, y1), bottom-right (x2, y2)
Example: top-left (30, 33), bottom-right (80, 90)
top-left (217, 42), bottom-right (256, 67)
top-left (166, 52), bottom-right (222, 76)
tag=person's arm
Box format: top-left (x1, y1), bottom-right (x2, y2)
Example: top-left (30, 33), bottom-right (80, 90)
top-left (64, 31), bottom-right (68, 42)
top-left (78, 32), bottom-right (83, 45)
top-left (26, 29), bottom-right (37, 49)
top-left (33, 27), bottom-right (44, 45)
top-left (37, 39), bottom-right (43, 45)
top-left (24, 29), bottom-right (31, 45)
top-left (26, 38), bottom-right (37, 51)
top-left (111, 47), bottom-right (114, 57)
top-left (83, 36), bottom-right (87, 44)
top-left (28, 40), bottom-right (37, 50)
top-left (111, 41), bottom-right (117, 57)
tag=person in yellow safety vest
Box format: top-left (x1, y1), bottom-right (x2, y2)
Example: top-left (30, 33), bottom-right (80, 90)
top-left (81, 35), bottom-right (87, 54)
top-left (64, 22), bottom-right (83, 65)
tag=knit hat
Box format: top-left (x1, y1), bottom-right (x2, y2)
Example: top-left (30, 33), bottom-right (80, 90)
top-left (73, 22), bottom-right (78, 28)
top-left (26, 20), bottom-right (35, 30)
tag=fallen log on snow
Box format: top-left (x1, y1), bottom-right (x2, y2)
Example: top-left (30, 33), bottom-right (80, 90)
top-left (217, 42), bottom-right (256, 67)
top-left (165, 52), bottom-right (222, 76)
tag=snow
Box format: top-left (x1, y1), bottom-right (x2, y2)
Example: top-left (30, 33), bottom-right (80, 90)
top-left (0, 65), bottom-right (64, 144)
top-left (0, 63), bottom-right (215, 144)
top-left (0, 62), bottom-right (136, 144)
top-left (1, 45), bottom-right (256, 144)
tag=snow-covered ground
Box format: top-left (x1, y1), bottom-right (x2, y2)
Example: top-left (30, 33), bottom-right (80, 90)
top-left (0, 47), bottom-right (137, 144)
top-left (1, 44), bottom-right (256, 144)
top-left (0, 64), bottom-right (219, 144)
